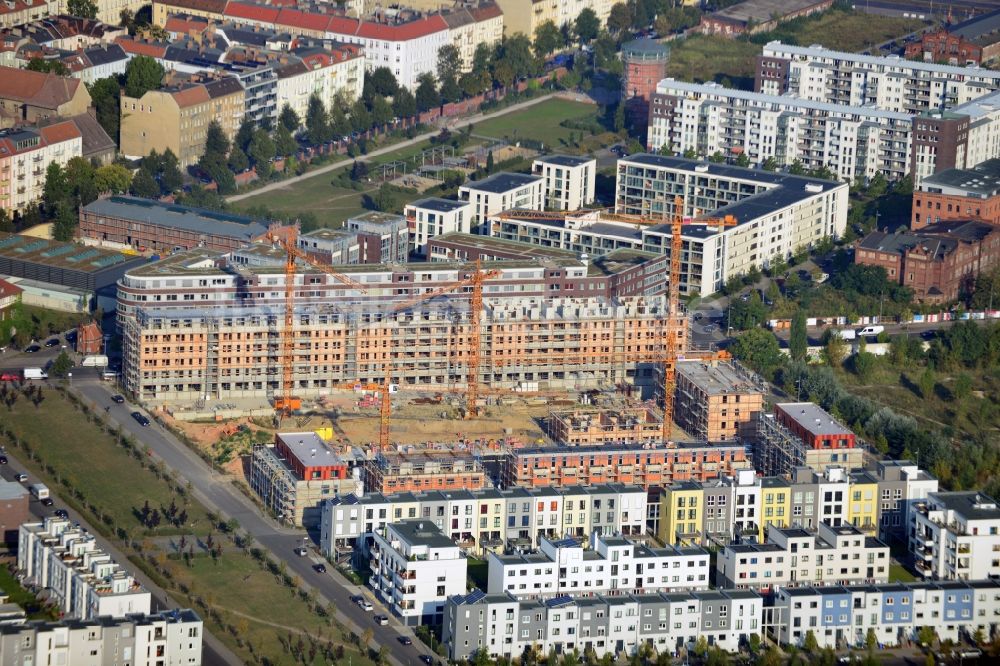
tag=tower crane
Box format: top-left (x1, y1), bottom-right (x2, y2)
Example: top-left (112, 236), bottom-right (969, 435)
top-left (264, 228), bottom-right (370, 418)
top-left (392, 259), bottom-right (501, 418)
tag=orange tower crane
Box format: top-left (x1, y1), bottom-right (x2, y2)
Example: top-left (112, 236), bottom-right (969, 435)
top-left (332, 370), bottom-right (394, 452)
top-left (265, 228), bottom-right (370, 418)
top-left (392, 259), bottom-right (501, 418)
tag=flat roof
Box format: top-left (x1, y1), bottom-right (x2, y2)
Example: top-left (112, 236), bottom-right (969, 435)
top-left (389, 520), bottom-right (458, 549)
top-left (930, 491), bottom-right (1000, 520)
top-left (0, 231), bottom-right (144, 274)
top-left (776, 402), bottom-right (853, 438)
top-left (408, 197), bottom-right (471, 213)
top-left (676, 359), bottom-right (763, 395)
top-left (275, 431), bottom-right (344, 469)
top-left (533, 154), bottom-right (595, 168)
top-left (462, 171), bottom-right (542, 194)
top-left (919, 158), bottom-right (1000, 196)
top-left (0, 480), bottom-right (27, 501)
top-left (82, 196), bottom-right (269, 240)
top-left (710, 0), bottom-right (828, 25)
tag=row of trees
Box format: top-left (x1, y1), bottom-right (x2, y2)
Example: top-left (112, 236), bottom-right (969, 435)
top-left (42, 158), bottom-right (132, 240)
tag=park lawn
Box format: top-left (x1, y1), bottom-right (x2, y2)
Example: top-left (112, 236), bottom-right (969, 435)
top-left (240, 179), bottom-right (375, 225)
top-left (1, 391), bottom-right (214, 536)
top-left (470, 98), bottom-right (603, 146)
top-left (666, 35), bottom-right (761, 86)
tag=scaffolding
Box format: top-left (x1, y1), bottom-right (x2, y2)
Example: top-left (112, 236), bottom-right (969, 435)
top-left (752, 412), bottom-right (805, 478)
top-left (249, 444), bottom-right (297, 524)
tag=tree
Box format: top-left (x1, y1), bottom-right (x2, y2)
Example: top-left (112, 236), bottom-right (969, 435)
top-left (735, 153), bottom-right (751, 167)
top-left (304, 93), bottom-right (331, 145)
top-left (823, 329), bottom-right (848, 367)
top-left (370, 183), bottom-right (398, 212)
top-left (865, 628), bottom-right (878, 651)
top-left (486, 151), bottom-right (494, 173)
top-left (204, 120), bottom-right (230, 160)
top-left (415, 73), bottom-right (439, 111)
top-left (273, 124), bottom-right (297, 157)
top-left (234, 117), bottom-right (255, 153)
top-left (94, 164), bottom-right (132, 194)
top-left (88, 77), bottom-right (121, 142)
top-left (533, 20), bottom-right (562, 57)
top-left (349, 99), bottom-right (372, 133)
top-left (67, 0), bottom-right (97, 18)
top-left (919, 367), bottom-right (936, 399)
top-left (159, 149), bottom-right (183, 193)
top-left (731, 328), bottom-right (783, 378)
top-left (917, 626), bottom-right (937, 647)
top-left (278, 104), bottom-right (299, 132)
top-left (852, 349), bottom-right (877, 382)
top-left (227, 147), bottom-right (249, 173)
top-left (247, 129), bottom-right (275, 178)
top-left (368, 67), bottom-right (399, 97)
top-left (574, 8), bottom-right (600, 43)
top-left (65, 156), bottom-right (97, 208)
top-left (607, 2), bottom-right (632, 33)
top-left (952, 372), bottom-right (973, 402)
top-left (329, 104), bottom-right (350, 139)
top-left (439, 76), bottom-right (462, 103)
top-left (371, 96), bottom-right (394, 128)
top-left (436, 44), bottom-right (463, 85)
top-left (392, 87), bottom-right (417, 119)
top-left (761, 156), bottom-right (778, 171)
top-left (26, 58), bottom-right (69, 75)
top-left (802, 630), bottom-right (819, 653)
top-left (50, 351), bottom-right (73, 378)
top-left (614, 102), bottom-right (626, 133)
top-left (472, 43), bottom-right (493, 75)
top-left (129, 168), bottom-right (159, 198)
top-left (708, 151), bottom-right (726, 163)
top-left (790, 309), bottom-right (808, 362)
top-left (124, 55), bottom-right (164, 97)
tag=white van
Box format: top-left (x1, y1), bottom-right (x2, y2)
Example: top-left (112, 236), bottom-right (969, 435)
top-left (81, 355), bottom-right (109, 367)
top-left (22, 368), bottom-right (47, 380)
top-left (29, 483), bottom-right (49, 500)
top-left (857, 325), bottom-right (885, 337)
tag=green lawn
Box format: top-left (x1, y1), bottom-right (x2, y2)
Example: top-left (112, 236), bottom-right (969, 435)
top-left (0, 389), bottom-right (371, 666)
top-left (467, 557), bottom-right (488, 590)
top-left (760, 8), bottom-right (926, 53)
top-left (889, 563), bottom-right (917, 583)
top-left (470, 98), bottom-right (602, 146)
top-left (666, 35), bottom-right (762, 86)
top-left (238, 179), bottom-right (376, 226)
top-left (0, 563), bottom-right (58, 620)
top-left (1, 391), bottom-right (214, 536)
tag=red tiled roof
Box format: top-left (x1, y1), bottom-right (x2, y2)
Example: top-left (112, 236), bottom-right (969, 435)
top-left (224, 1), bottom-right (281, 23)
top-left (470, 2), bottom-right (503, 20)
top-left (114, 36), bottom-right (168, 58)
top-left (0, 277), bottom-right (22, 300)
top-left (164, 15), bottom-right (209, 35)
top-left (325, 16), bottom-right (361, 36)
top-left (275, 7), bottom-right (330, 32)
top-left (0, 65), bottom-right (81, 109)
top-left (354, 14), bottom-right (448, 41)
top-left (171, 84), bottom-right (211, 107)
top-left (38, 119), bottom-right (81, 143)
top-left (155, 0), bottom-right (227, 14)
top-left (0, 0), bottom-right (47, 16)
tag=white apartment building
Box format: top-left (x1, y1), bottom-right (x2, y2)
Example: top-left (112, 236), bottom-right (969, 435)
top-left (274, 46), bottom-right (365, 123)
top-left (18, 517), bottom-right (151, 620)
top-left (320, 485), bottom-right (649, 559)
top-left (404, 197), bottom-right (473, 256)
top-left (441, 3), bottom-right (504, 72)
top-left (445, 588), bottom-right (763, 661)
top-left (756, 41), bottom-right (1000, 114)
top-left (648, 80), bottom-right (914, 183)
top-left (717, 522), bottom-right (890, 591)
top-left (0, 122), bottom-right (82, 214)
top-left (487, 532), bottom-right (709, 598)
top-left (873, 460), bottom-right (939, 544)
top-left (459, 172), bottom-right (545, 230)
top-left (531, 155), bottom-right (597, 211)
top-left (0, 609), bottom-right (204, 666)
top-left (910, 491), bottom-right (1000, 581)
top-left (370, 520), bottom-right (468, 625)
top-left (775, 580), bottom-right (1000, 650)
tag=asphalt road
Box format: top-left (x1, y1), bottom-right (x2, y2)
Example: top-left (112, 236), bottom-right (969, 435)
top-left (0, 447), bottom-right (240, 666)
top-left (68, 377), bottom-right (438, 666)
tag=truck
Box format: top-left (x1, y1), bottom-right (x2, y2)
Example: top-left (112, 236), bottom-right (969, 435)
top-left (81, 355), bottom-right (108, 367)
top-left (29, 483), bottom-right (49, 501)
top-left (832, 329), bottom-right (856, 341)
top-left (857, 325), bottom-right (885, 337)
top-left (22, 368), bottom-right (47, 380)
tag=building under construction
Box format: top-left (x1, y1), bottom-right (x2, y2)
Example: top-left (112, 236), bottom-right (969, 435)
top-left (752, 404), bottom-right (865, 478)
top-left (546, 406), bottom-right (664, 446)
top-left (674, 359), bottom-right (767, 441)
top-left (117, 248), bottom-right (680, 406)
top-left (364, 450), bottom-right (486, 494)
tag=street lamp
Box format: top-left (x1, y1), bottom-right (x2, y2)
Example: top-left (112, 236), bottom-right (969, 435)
top-left (67, 372), bottom-right (72, 386)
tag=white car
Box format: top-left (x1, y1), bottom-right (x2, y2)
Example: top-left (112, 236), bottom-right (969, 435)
top-left (358, 599), bottom-right (374, 612)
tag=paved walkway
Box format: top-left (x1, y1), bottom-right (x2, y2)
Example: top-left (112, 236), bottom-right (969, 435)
top-left (226, 92), bottom-right (565, 203)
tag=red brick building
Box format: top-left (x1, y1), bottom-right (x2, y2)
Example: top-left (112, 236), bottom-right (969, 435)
top-left (854, 221), bottom-right (1000, 303)
top-left (905, 29), bottom-right (983, 65)
top-left (912, 160), bottom-right (1000, 230)
top-left (621, 39), bottom-right (669, 134)
top-left (698, 0), bottom-right (832, 37)
top-left (0, 277), bottom-right (21, 322)
top-left (774, 403), bottom-right (855, 451)
top-left (76, 321), bottom-right (101, 354)
top-left (0, 480), bottom-right (30, 545)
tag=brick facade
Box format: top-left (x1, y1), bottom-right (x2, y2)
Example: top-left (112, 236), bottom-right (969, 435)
top-left (904, 29), bottom-right (983, 66)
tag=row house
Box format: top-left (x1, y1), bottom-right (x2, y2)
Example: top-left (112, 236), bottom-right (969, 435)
top-left (717, 522), bottom-right (890, 591)
top-left (319, 484), bottom-right (649, 559)
top-left (487, 531), bottom-right (709, 599)
top-left (444, 588), bottom-right (763, 661)
top-left (774, 579), bottom-right (1000, 650)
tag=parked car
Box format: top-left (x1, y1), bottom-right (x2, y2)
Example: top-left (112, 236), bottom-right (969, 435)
top-left (295, 547), bottom-right (307, 556)
top-left (14, 473), bottom-right (27, 482)
top-left (398, 637), bottom-right (413, 646)
top-left (373, 615), bottom-right (388, 626)
top-left (0, 373), bottom-right (16, 381)
top-left (420, 656), bottom-right (434, 665)
top-left (0, 456), bottom-right (7, 464)
top-left (357, 599), bottom-right (374, 611)
top-left (41, 497), bottom-right (54, 506)
top-left (24, 345), bottom-right (40, 353)
top-left (53, 509), bottom-right (68, 519)
top-left (313, 563), bottom-right (326, 573)
top-left (111, 395), bottom-right (125, 404)
top-left (131, 411), bottom-right (150, 427)
top-left (44, 338), bottom-right (59, 348)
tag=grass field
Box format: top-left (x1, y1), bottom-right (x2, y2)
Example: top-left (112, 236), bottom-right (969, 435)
top-left (0, 563), bottom-right (59, 620)
top-left (0, 389), bottom-right (371, 666)
top-left (666, 35), bottom-right (761, 86)
top-left (470, 98), bottom-right (603, 146)
top-left (758, 8), bottom-right (925, 53)
top-left (240, 179), bottom-right (376, 225)
top-left (889, 563), bottom-right (917, 583)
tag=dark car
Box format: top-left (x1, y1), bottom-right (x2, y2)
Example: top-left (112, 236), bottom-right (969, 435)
top-left (0, 456), bottom-right (7, 465)
top-left (420, 656), bottom-right (434, 665)
top-left (313, 563), bottom-right (327, 573)
top-left (44, 339), bottom-right (59, 348)
top-left (41, 497), bottom-right (54, 506)
top-left (111, 395), bottom-right (125, 404)
top-left (53, 509), bottom-right (68, 519)
top-left (398, 637), bottom-right (413, 646)
top-left (131, 411), bottom-right (150, 426)
top-left (921, 330), bottom-right (936, 340)
top-left (25, 345), bottom-right (40, 353)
